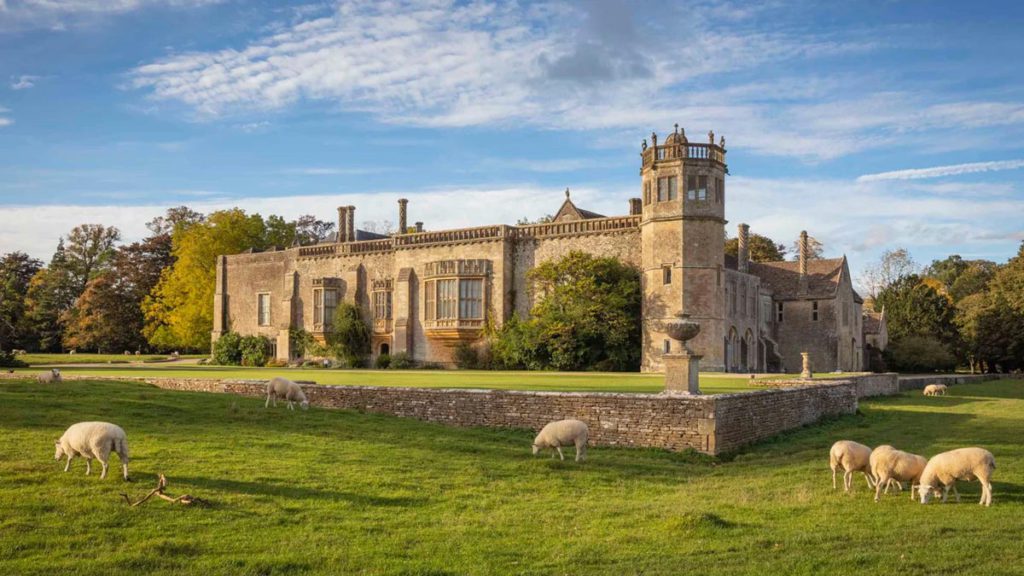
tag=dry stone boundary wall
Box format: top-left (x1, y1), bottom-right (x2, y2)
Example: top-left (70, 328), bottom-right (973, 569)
top-left (2, 371), bottom-right (1010, 455)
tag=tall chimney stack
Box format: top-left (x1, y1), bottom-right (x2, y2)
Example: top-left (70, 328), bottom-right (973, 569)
top-left (337, 206), bottom-right (348, 243)
top-left (415, 221), bottom-right (423, 233)
top-left (629, 198), bottom-right (642, 215)
top-left (798, 230), bottom-right (809, 293)
top-left (347, 205), bottom-right (356, 242)
top-left (398, 198), bottom-right (408, 235)
top-left (738, 223), bottom-right (750, 273)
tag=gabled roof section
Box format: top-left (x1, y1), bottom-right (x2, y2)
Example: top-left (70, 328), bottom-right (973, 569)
top-left (863, 309), bottom-right (885, 335)
top-left (553, 188), bottom-right (605, 222)
top-left (748, 256), bottom-right (848, 300)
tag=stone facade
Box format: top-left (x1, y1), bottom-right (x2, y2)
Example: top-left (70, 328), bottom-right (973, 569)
top-left (215, 126), bottom-right (873, 372)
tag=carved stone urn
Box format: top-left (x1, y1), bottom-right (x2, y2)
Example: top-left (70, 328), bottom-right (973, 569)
top-left (662, 312), bottom-right (702, 395)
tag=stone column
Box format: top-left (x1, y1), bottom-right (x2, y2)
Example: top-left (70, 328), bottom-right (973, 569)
top-left (211, 255), bottom-right (227, 355)
top-left (737, 223), bottom-right (750, 273)
top-left (800, 351), bottom-right (813, 379)
top-left (798, 230), bottom-right (808, 294)
top-left (398, 198), bottom-right (408, 234)
top-left (337, 206), bottom-right (348, 243)
top-left (347, 205), bottom-right (356, 242)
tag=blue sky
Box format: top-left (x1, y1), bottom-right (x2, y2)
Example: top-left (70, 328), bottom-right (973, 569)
top-left (1, 0), bottom-right (1023, 284)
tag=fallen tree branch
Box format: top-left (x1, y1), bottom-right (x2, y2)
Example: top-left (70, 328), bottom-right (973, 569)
top-left (120, 474), bottom-right (210, 507)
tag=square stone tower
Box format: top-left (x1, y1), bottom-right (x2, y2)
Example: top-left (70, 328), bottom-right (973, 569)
top-left (640, 126), bottom-right (728, 372)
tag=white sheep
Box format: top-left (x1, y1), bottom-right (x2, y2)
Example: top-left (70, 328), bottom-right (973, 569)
top-left (918, 447), bottom-right (995, 506)
top-left (829, 440), bottom-right (875, 492)
top-left (923, 384), bottom-right (948, 396)
top-left (37, 368), bottom-right (61, 384)
top-left (265, 377), bottom-right (309, 410)
top-left (532, 419), bottom-right (589, 462)
top-left (870, 444), bottom-right (928, 502)
top-left (54, 421), bottom-right (130, 481)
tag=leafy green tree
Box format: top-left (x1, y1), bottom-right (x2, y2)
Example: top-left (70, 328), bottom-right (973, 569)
top-left (0, 252), bottom-right (42, 350)
top-left (925, 254), bottom-right (997, 302)
top-left (724, 233), bottom-right (787, 263)
top-left (876, 274), bottom-right (960, 370)
top-left (144, 209), bottom-right (269, 351)
top-left (212, 332), bottom-right (243, 365)
top-left (327, 302), bottom-right (370, 367)
top-left (265, 215), bottom-right (297, 248)
top-left (64, 224), bottom-right (121, 294)
top-left (491, 251), bottom-right (641, 371)
top-left (954, 243), bottom-right (1024, 372)
top-left (23, 241), bottom-right (77, 352)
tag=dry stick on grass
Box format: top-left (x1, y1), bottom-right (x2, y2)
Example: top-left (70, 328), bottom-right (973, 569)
top-left (121, 474), bottom-right (211, 507)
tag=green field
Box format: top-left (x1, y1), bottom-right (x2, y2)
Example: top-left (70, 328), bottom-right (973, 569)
top-left (19, 353), bottom-right (204, 365)
top-left (1, 377), bottom-right (1021, 575)
top-left (6, 365), bottom-right (851, 395)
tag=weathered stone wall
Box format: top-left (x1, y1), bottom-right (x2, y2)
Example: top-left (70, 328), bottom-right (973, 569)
top-left (897, 373), bottom-right (1007, 392)
top-left (711, 382), bottom-right (858, 453)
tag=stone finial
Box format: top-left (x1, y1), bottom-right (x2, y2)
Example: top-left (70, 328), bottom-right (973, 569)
top-left (680, 127), bottom-right (687, 142)
top-left (674, 123), bottom-right (679, 135)
top-left (642, 138), bottom-right (647, 151)
top-left (719, 135), bottom-right (726, 148)
top-left (565, 187), bottom-right (570, 199)
top-left (708, 130), bottom-right (715, 145)
top-left (800, 351), bottom-right (813, 379)
top-left (651, 132), bottom-right (658, 147)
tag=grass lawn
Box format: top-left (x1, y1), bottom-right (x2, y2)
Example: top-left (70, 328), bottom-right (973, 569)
top-left (4, 365), bottom-right (852, 395)
top-left (1, 377), bottom-right (1022, 575)
top-left (18, 353), bottom-right (204, 366)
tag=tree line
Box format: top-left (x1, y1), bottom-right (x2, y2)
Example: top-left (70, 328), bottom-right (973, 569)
top-left (0, 207), bottom-right (336, 356)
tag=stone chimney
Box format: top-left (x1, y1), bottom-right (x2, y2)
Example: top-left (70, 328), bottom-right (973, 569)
top-left (737, 223), bottom-right (750, 273)
top-left (415, 221), bottom-right (423, 233)
top-left (798, 230), bottom-right (809, 293)
top-left (629, 198), bottom-right (642, 215)
top-left (347, 205), bottom-right (356, 242)
top-left (398, 198), bottom-right (408, 234)
top-left (337, 206), bottom-right (348, 243)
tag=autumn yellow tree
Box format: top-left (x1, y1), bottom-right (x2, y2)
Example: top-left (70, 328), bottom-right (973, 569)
top-left (143, 209), bottom-right (269, 351)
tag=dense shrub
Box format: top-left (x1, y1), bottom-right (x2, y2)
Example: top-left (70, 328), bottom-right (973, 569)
top-left (389, 351), bottom-right (414, 369)
top-left (374, 353), bottom-right (391, 369)
top-left (240, 335), bottom-right (272, 367)
top-left (884, 335), bottom-right (957, 373)
top-left (865, 344), bottom-right (887, 373)
top-left (212, 332), bottom-right (243, 365)
top-left (0, 350), bottom-right (27, 368)
top-left (327, 303), bottom-right (370, 367)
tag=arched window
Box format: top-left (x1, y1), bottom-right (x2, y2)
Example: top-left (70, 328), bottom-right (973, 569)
top-left (380, 343), bottom-right (390, 356)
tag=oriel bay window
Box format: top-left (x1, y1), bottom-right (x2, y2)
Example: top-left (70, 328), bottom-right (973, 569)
top-left (312, 281), bottom-right (340, 333)
top-left (422, 259), bottom-right (490, 340)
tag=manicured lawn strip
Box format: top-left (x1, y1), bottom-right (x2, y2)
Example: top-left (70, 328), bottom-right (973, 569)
top-left (5, 366), bottom-right (861, 394)
top-left (0, 378), bottom-right (1021, 575)
top-left (20, 353), bottom-right (205, 365)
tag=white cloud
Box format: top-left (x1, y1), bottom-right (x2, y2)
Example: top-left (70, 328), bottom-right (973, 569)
top-left (0, 0), bottom-right (221, 30)
top-left (10, 75), bottom-right (40, 90)
top-left (857, 159), bottom-right (1024, 182)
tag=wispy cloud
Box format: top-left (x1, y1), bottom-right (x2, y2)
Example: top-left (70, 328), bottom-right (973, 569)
top-left (281, 167), bottom-right (391, 176)
top-left (0, 105), bottom-right (11, 126)
top-left (857, 159), bottom-right (1024, 182)
top-left (0, 0), bottom-right (222, 31)
top-left (10, 75), bottom-right (40, 90)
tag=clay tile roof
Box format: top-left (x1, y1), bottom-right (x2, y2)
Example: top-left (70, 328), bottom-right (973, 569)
top-left (863, 310), bottom-right (884, 334)
top-left (748, 257), bottom-right (846, 299)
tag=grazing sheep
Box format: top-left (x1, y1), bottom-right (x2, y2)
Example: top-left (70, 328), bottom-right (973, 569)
top-left (829, 440), bottom-right (876, 492)
top-left (532, 419), bottom-right (589, 462)
top-left (265, 377), bottom-right (309, 410)
top-left (54, 422), bottom-right (130, 480)
top-left (923, 384), bottom-right (948, 396)
top-left (918, 447), bottom-right (996, 506)
top-left (870, 445), bottom-right (928, 502)
top-left (37, 368), bottom-right (61, 384)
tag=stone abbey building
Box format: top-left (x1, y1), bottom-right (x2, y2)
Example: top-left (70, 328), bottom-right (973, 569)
top-left (213, 127), bottom-right (868, 373)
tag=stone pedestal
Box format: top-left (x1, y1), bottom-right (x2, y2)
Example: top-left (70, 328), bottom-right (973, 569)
top-left (800, 351), bottom-right (813, 380)
top-left (664, 351), bottom-right (702, 394)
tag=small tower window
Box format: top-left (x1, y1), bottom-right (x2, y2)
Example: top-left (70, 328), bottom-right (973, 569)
top-left (776, 301), bottom-right (784, 323)
top-left (657, 148), bottom-right (667, 160)
top-left (716, 177), bottom-right (724, 203)
top-left (662, 266), bottom-right (672, 285)
top-left (687, 175), bottom-right (708, 201)
top-left (812, 301), bottom-right (819, 322)
top-left (663, 339), bottom-right (671, 354)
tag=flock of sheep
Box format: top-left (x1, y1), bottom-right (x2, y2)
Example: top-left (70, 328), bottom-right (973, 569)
top-left (829, 384), bottom-right (996, 506)
top-left (41, 373), bottom-right (994, 506)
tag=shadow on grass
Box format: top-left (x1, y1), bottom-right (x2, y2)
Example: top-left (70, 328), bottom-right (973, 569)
top-left (172, 475), bottom-right (429, 508)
